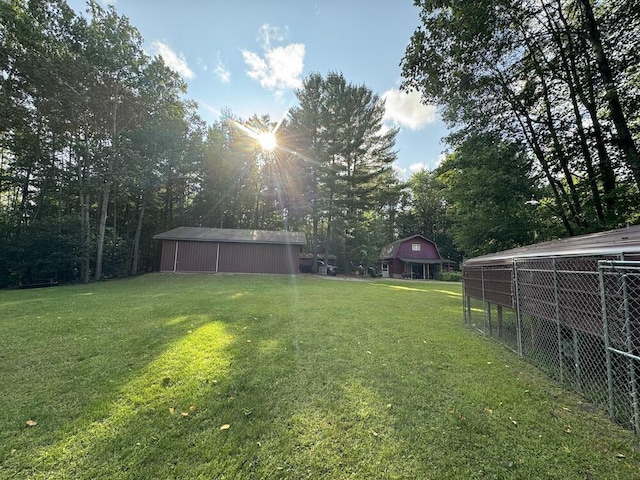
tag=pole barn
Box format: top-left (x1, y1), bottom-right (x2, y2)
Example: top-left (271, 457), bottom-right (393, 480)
top-left (154, 227), bottom-right (306, 274)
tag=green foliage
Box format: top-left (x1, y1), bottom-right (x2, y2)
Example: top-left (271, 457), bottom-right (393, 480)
top-left (0, 0), bottom-right (441, 287)
top-left (437, 134), bottom-right (538, 257)
top-left (1, 274), bottom-right (639, 478)
top-left (401, 0), bottom-right (640, 241)
top-left (289, 72), bottom-right (401, 270)
top-left (399, 169), bottom-right (462, 264)
top-left (98, 228), bottom-right (132, 279)
top-left (0, 0), bottom-right (200, 286)
top-left (0, 216), bottom-right (82, 287)
top-left (437, 271), bottom-right (462, 282)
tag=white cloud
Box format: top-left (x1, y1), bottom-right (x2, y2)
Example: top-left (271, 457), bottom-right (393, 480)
top-left (410, 162), bottom-right (428, 173)
top-left (243, 24), bottom-right (305, 96)
top-left (243, 44), bottom-right (305, 92)
top-left (392, 161), bottom-right (432, 181)
top-left (257, 24), bottom-right (287, 50)
top-left (382, 89), bottom-right (436, 130)
top-left (151, 41), bottom-right (195, 80)
top-left (214, 52), bottom-right (231, 83)
top-left (377, 122), bottom-right (391, 136)
top-left (392, 163), bottom-right (408, 180)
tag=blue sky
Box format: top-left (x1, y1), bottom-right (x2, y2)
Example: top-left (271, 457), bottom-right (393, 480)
top-left (67, 0), bottom-right (450, 178)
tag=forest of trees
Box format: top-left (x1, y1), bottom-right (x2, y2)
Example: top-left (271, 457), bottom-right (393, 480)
top-left (403, 0), bottom-right (640, 256)
top-left (1, 0), bottom-right (638, 287)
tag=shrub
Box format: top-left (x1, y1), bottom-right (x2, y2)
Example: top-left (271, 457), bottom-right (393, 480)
top-left (438, 271), bottom-right (462, 282)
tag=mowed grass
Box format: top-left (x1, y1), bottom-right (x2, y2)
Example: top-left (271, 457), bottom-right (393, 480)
top-left (0, 274), bottom-right (639, 479)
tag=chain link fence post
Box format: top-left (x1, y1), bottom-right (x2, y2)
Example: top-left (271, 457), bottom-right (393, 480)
top-left (622, 273), bottom-right (640, 433)
top-left (514, 260), bottom-right (523, 357)
top-left (599, 262), bottom-right (616, 421)
top-left (553, 258), bottom-right (564, 383)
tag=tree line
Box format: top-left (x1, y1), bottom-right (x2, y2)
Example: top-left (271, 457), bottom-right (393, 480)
top-left (402, 0), bottom-right (640, 257)
top-left (0, 0), bottom-right (456, 287)
top-left (2, 0), bottom-right (637, 287)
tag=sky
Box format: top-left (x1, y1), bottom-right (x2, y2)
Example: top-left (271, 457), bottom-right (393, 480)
top-left (66, 0), bottom-right (450, 179)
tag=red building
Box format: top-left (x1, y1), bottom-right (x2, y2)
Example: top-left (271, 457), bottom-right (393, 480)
top-left (378, 234), bottom-right (453, 279)
top-left (154, 226), bottom-right (306, 274)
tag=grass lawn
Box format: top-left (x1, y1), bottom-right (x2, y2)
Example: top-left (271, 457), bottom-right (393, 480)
top-left (1, 274), bottom-right (639, 479)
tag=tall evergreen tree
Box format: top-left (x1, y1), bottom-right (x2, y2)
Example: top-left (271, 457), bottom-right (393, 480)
top-left (289, 72), bottom-right (399, 270)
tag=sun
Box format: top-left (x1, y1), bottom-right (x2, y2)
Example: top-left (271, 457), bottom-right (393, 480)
top-left (257, 131), bottom-right (277, 151)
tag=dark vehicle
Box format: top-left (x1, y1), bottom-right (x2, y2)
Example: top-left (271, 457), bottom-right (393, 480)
top-left (299, 263), bottom-right (313, 273)
top-left (368, 266), bottom-right (382, 278)
top-left (319, 261), bottom-right (338, 276)
top-left (300, 260), bottom-right (337, 275)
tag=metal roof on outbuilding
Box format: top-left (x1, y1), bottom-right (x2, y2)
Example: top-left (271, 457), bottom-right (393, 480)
top-left (300, 253), bottom-right (337, 261)
top-left (153, 226), bottom-right (307, 245)
top-left (464, 224), bottom-right (640, 266)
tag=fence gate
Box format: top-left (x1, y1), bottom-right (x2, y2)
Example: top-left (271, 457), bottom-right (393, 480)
top-left (599, 261), bottom-right (640, 434)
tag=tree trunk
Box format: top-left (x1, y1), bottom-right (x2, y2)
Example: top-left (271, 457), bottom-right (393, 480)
top-left (516, 109), bottom-right (575, 236)
top-left (78, 147), bottom-right (91, 283)
top-left (554, 32), bottom-right (605, 226)
top-left (498, 69), bottom-right (576, 235)
top-left (324, 215), bottom-right (332, 272)
top-left (19, 166), bottom-right (32, 227)
top-left (578, 0), bottom-right (640, 187)
top-left (527, 40), bottom-right (586, 230)
top-left (555, 0), bottom-right (617, 221)
top-left (583, 59), bottom-right (618, 219)
top-left (130, 191), bottom-right (147, 275)
top-left (95, 81), bottom-right (122, 281)
top-left (312, 216), bottom-right (318, 273)
top-left (79, 190), bottom-right (91, 283)
top-left (94, 178), bottom-right (111, 280)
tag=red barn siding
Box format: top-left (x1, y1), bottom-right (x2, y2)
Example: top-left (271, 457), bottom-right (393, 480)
top-left (219, 243), bottom-right (299, 274)
top-left (396, 238), bottom-right (440, 260)
top-left (159, 240), bottom-right (178, 272)
top-left (158, 240), bottom-right (300, 274)
top-left (159, 240), bottom-right (219, 272)
top-left (175, 241), bottom-right (219, 272)
top-left (391, 258), bottom-right (404, 275)
top-left (378, 235), bottom-right (447, 278)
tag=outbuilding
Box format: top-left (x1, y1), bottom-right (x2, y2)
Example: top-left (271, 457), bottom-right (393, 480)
top-left (298, 253), bottom-right (337, 273)
top-left (462, 225), bottom-right (640, 435)
top-left (377, 234), bottom-right (452, 279)
top-left (154, 226), bottom-right (306, 274)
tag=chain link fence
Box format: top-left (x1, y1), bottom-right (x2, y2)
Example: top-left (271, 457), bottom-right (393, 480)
top-left (463, 257), bottom-right (640, 435)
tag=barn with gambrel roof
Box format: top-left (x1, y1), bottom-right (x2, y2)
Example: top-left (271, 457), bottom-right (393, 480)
top-left (378, 234), bottom-right (453, 279)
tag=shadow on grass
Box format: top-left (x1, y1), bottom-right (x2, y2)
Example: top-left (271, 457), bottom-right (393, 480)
top-left (0, 278), bottom-right (243, 477)
top-left (2, 277), bottom-right (431, 478)
top-left (29, 320), bottom-right (236, 478)
top-left (2, 275), bottom-right (639, 479)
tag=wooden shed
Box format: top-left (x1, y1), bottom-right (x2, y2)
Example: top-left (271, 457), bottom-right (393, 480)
top-left (378, 234), bottom-right (452, 279)
top-left (154, 226), bottom-right (306, 274)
